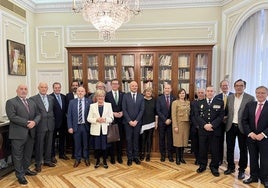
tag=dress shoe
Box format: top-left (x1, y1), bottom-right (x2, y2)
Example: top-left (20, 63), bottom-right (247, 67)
top-left (160, 156), bottom-right (165, 162)
top-left (110, 158), bottom-right (116, 164)
top-left (224, 169), bottom-right (235, 175)
top-left (51, 157), bottom-right (57, 164)
top-left (25, 169), bottom-right (37, 176)
top-left (196, 166), bottom-right (206, 173)
top-left (211, 170), bottom-right (220, 177)
top-left (243, 177), bottom-right (259, 184)
top-left (85, 159), bottom-right (90, 166)
top-left (238, 171), bottom-right (245, 180)
top-left (117, 157), bottom-right (123, 164)
top-left (44, 162), bottom-right (56, 167)
top-left (103, 160), bottom-right (108, 169)
top-left (194, 160), bottom-right (199, 165)
top-left (73, 160), bottom-right (81, 168)
top-left (35, 165), bottom-right (41, 173)
top-left (134, 158), bottom-right (141, 165)
top-left (168, 157), bottom-right (174, 162)
top-left (18, 177), bottom-right (28, 185)
top-left (95, 160), bottom-right (100, 168)
top-left (180, 159), bottom-right (186, 164)
top-left (140, 153), bottom-right (145, 161)
top-left (59, 155), bottom-right (70, 160)
top-left (145, 154), bottom-right (150, 162)
top-left (127, 159), bottom-right (133, 166)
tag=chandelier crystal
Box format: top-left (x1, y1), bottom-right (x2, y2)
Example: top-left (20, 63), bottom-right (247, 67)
top-left (72, 0), bottom-right (141, 41)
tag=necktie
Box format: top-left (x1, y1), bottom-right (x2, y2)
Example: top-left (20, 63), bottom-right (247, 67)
top-left (56, 94), bottom-right (62, 109)
top-left (223, 94), bottom-right (227, 109)
top-left (255, 103), bottom-right (263, 128)
top-left (42, 95), bottom-right (48, 111)
top-left (78, 99), bottom-right (83, 124)
top-left (132, 94), bottom-right (136, 103)
top-left (208, 99), bottom-right (211, 105)
top-left (166, 96), bottom-right (170, 108)
top-left (114, 92), bottom-right (118, 105)
top-left (22, 98), bottom-right (29, 113)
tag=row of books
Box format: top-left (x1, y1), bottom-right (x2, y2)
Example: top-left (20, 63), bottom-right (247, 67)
top-left (179, 83), bottom-right (190, 93)
top-left (178, 55), bottom-right (190, 67)
top-left (159, 55), bottom-right (172, 66)
top-left (87, 56), bottom-right (98, 66)
top-left (159, 69), bottom-right (172, 80)
top-left (104, 55), bottom-right (116, 66)
top-left (178, 69), bottom-right (190, 80)
top-left (122, 55), bottom-right (135, 66)
top-left (87, 68), bottom-right (98, 80)
top-left (140, 54), bottom-right (153, 66)
top-left (73, 69), bottom-right (83, 80)
top-left (122, 67), bottom-right (135, 80)
top-left (104, 68), bottom-right (117, 80)
top-left (140, 68), bottom-right (153, 80)
top-left (72, 56), bottom-right (82, 66)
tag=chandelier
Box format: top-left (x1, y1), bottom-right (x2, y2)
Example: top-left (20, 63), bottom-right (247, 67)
top-left (72, 0), bottom-right (141, 41)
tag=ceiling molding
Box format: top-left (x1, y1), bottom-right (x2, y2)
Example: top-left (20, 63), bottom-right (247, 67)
top-left (11, 0), bottom-right (232, 13)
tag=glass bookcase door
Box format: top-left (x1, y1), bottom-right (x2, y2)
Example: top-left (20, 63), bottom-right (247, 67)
top-left (104, 54), bottom-right (117, 92)
top-left (87, 55), bottom-right (98, 93)
top-left (158, 54), bottom-right (172, 94)
top-left (71, 55), bottom-right (83, 83)
top-left (195, 53), bottom-right (208, 90)
top-left (140, 54), bottom-right (154, 93)
top-left (178, 54), bottom-right (190, 94)
top-left (121, 54), bottom-right (135, 93)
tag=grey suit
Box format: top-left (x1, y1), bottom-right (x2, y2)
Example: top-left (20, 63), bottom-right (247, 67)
top-left (225, 92), bottom-right (254, 171)
top-left (6, 96), bottom-right (41, 179)
top-left (30, 94), bottom-right (55, 166)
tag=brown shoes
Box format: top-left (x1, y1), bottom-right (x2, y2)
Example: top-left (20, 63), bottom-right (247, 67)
top-left (73, 160), bottom-right (81, 168)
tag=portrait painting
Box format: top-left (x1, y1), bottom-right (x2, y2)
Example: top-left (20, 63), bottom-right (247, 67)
top-left (7, 40), bottom-right (26, 76)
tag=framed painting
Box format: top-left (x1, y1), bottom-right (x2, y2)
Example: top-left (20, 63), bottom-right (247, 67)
top-left (7, 40), bottom-right (26, 76)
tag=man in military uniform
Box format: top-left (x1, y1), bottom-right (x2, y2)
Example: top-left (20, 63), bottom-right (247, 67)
top-left (194, 85), bottom-right (224, 177)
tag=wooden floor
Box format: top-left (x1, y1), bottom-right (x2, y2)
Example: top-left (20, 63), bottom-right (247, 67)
top-left (0, 155), bottom-right (262, 188)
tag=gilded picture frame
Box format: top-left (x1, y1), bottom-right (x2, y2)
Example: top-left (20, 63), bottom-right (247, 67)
top-left (7, 40), bottom-right (26, 76)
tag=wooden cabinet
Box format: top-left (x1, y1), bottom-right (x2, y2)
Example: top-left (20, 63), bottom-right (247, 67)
top-left (67, 46), bottom-right (213, 100)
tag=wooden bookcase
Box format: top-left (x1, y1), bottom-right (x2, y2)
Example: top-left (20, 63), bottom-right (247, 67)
top-left (67, 45), bottom-right (212, 101)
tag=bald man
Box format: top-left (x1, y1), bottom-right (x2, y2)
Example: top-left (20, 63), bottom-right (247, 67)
top-left (6, 84), bottom-right (41, 185)
top-left (30, 82), bottom-right (56, 172)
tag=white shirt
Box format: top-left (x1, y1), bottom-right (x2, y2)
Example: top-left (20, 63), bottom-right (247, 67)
top-left (232, 93), bottom-right (244, 124)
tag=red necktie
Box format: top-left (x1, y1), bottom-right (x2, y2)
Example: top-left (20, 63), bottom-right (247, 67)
top-left (255, 103), bottom-right (263, 128)
top-left (166, 96), bottom-right (170, 108)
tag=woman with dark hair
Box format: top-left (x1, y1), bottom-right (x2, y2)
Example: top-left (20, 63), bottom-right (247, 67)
top-left (171, 88), bottom-right (190, 165)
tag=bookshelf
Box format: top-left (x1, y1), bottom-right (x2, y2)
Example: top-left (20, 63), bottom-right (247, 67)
top-left (67, 45), bottom-right (212, 101)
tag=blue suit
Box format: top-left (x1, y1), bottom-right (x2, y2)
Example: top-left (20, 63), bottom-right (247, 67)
top-left (156, 94), bottom-right (175, 158)
top-left (122, 92), bottom-right (144, 160)
top-left (67, 97), bottom-right (92, 161)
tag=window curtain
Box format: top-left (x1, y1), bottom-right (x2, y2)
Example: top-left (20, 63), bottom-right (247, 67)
top-left (232, 9), bottom-right (268, 95)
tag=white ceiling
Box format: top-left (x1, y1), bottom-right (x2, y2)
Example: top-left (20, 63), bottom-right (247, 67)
top-left (11, 0), bottom-right (231, 13)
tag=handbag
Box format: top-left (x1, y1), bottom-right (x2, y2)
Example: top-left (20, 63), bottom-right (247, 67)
top-left (107, 123), bottom-right (120, 143)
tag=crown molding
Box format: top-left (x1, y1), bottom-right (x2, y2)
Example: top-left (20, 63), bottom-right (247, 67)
top-left (11, 0), bottom-right (232, 13)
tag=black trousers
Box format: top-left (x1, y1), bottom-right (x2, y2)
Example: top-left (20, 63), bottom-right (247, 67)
top-left (125, 123), bottom-right (141, 160)
top-left (198, 132), bottom-right (220, 170)
top-left (141, 128), bottom-right (154, 154)
top-left (226, 124), bottom-right (248, 172)
top-left (51, 124), bottom-right (67, 157)
top-left (158, 123), bottom-right (173, 157)
top-left (191, 127), bottom-right (199, 161)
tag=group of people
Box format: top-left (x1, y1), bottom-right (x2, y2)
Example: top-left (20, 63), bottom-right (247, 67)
top-left (5, 78), bottom-right (268, 188)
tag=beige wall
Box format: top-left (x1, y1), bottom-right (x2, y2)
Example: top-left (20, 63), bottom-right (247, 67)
top-left (0, 0), bottom-right (267, 116)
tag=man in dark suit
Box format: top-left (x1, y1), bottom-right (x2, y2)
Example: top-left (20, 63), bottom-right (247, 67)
top-left (31, 82), bottom-right (56, 172)
top-left (242, 86), bottom-right (268, 187)
top-left (215, 79), bottom-right (233, 165)
top-left (105, 79), bottom-right (124, 164)
top-left (50, 82), bottom-right (69, 163)
top-left (66, 81), bottom-right (79, 158)
top-left (6, 84), bottom-right (41, 185)
top-left (224, 79), bottom-right (254, 179)
top-left (190, 88), bottom-right (206, 165)
top-left (122, 81), bottom-right (144, 166)
top-left (156, 83), bottom-right (175, 162)
top-left (67, 86), bottom-right (92, 168)
top-left (194, 85), bottom-right (224, 177)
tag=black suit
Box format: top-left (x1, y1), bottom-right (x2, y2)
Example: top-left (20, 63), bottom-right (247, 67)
top-left (105, 90), bottom-right (125, 161)
top-left (190, 99), bottom-right (200, 163)
top-left (242, 100), bottom-right (268, 182)
top-left (122, 92), bottom-right (144, 160)
top-left (156, 94), bottom-right (175, 158)
top-left (66, 92), bottom-right (76, 156)
top-left (6, 96), bottom-right (41, 179)
top-left (50, 93), bottom-right (67, 158)
top-left (193, 98), bottom-right (224, 170)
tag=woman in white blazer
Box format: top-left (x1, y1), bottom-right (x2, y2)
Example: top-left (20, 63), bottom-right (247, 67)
top-left (87, 89), bottom-right (114, 169)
